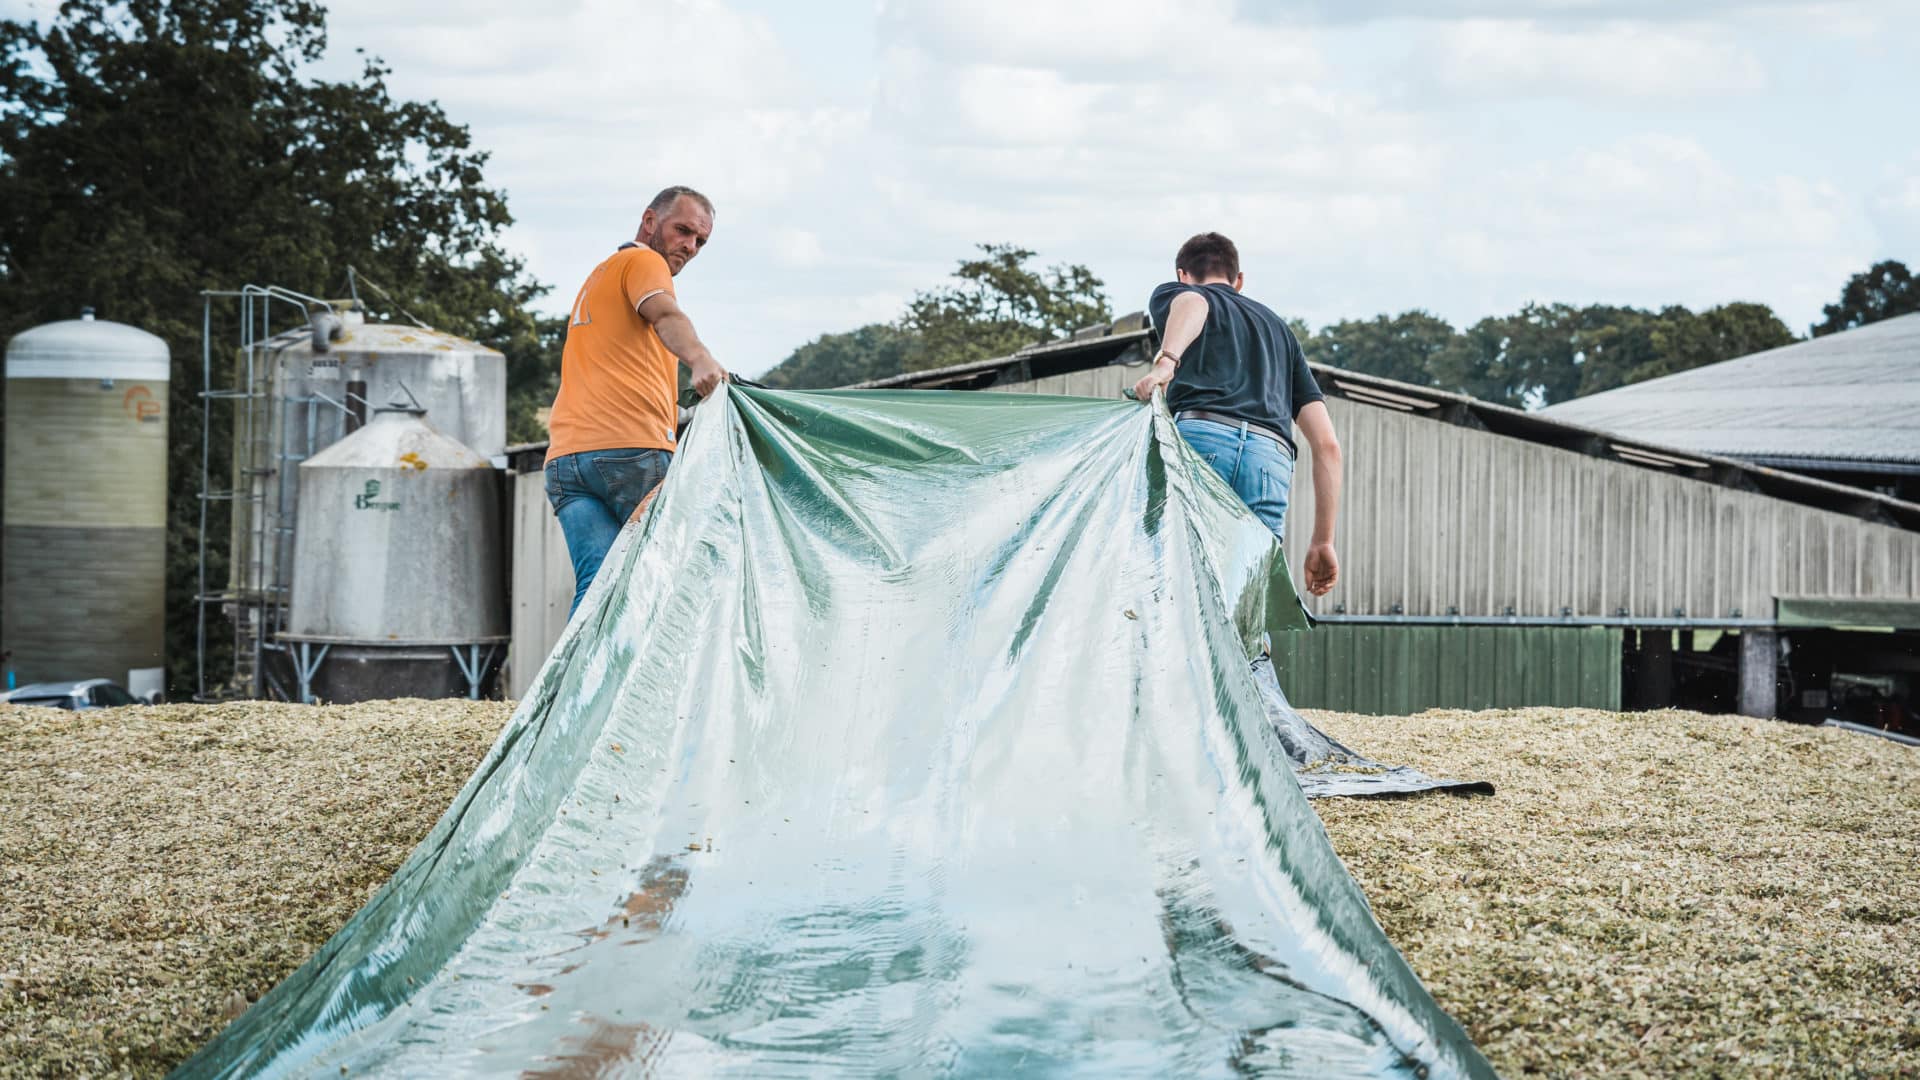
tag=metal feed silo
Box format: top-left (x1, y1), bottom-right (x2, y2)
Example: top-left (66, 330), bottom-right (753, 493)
top-left (227, 309), bottom-right (504, 605)
top-left (280, 403), bottom-right (505, 703)
top-left (217, 305), bottom-right (505, 696)
top-left (3, 310), bottom-right (169, 693)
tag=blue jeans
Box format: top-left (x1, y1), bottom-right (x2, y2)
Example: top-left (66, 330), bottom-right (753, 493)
top-left (545, 448), bottom-right (672, 615)
top-left (1177, 418), bottom-right (1294, 541)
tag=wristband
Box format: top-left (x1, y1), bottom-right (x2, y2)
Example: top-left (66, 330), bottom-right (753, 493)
top-left (1155, 349), bottom-right (1180, 367)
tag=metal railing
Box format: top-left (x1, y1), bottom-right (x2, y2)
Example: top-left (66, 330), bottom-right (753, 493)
top-left (194, 285), bottom-right (362, 700)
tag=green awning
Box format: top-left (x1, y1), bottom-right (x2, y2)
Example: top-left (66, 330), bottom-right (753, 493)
top-left (1776, 596), bottom-right (1920, 630)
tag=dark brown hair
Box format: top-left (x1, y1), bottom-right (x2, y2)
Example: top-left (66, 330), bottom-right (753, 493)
top-left (1175, 232), bottom-right (1239, 281)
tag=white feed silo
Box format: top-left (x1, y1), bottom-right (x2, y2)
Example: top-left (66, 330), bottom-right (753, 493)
top-left (3, 309), bottom-right (170, 696)
top-left (279, 402), bottom-right (506, 702)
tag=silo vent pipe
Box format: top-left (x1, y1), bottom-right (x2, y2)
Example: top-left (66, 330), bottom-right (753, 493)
top-left (309, 308), bottom-right (344, 353)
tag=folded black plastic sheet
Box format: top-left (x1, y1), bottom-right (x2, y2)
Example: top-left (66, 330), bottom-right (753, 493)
top-left (1255, 659), bottom-right (1496, 799)
top-left (175, 387), bottom-right (1495, 1078)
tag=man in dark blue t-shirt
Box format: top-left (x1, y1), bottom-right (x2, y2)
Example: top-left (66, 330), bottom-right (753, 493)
top-left (1136, 232), bottom-right (1342, 596)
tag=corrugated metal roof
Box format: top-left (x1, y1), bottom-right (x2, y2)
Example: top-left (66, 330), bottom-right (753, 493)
top-left (1539, 312), bottom-right (1920, 467)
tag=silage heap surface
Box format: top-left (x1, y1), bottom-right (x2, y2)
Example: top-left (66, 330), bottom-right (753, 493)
top-left (175, 387), bottom-right (1495, 1079)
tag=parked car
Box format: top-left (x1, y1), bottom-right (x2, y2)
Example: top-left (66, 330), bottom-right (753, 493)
top-left (0, 679), bottom-right (149, 709)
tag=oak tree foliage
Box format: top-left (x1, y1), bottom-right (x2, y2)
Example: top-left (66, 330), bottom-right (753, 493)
top-left (900, 244), bottom-right (1112, 372)
top-left (1310, 301), bottom-right (1797, 409)
top-left (759, 244), bottom-right (1112, 388)
top-left (0, 0), bottom-right (556, 694)
top-left (1812, 259), bottom-right (1919, 337)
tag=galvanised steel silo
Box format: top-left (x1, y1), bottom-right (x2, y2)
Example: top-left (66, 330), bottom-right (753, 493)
top-left (280, 402), bottom-right (505, 703)
top-left (3, 309), bottom-right (169, 694)
top-left (225, 308), bottom-right (505, 625)
top-left (215, 305), bottom-right (506, 697)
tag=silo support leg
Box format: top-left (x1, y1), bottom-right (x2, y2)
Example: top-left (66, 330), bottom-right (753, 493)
top-left (293, 642), bottom-right (330, 705)
top-left (451, 644), bottom-right (498, 700)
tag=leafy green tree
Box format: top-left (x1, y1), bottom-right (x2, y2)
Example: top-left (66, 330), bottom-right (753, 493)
top-left (1428, 316), bottom-right (1521, 407)
top-left (1427, 300), bottom-right (1797, 405)
top-left (1703, 301), bottom-right (1796, 360)
top-left (758, 323), bottom-right (915, 389)
top-left (0, 0), bottom-right (550, 694)
top-left (1426, 303), bottom-right (1585, 408)
top-left (754, 245), bottom-right (1112, 387)
top-left (900, 244), bottom-right (1110, 371)
top-left (1562, 305), bottom-right (1652, 397)
top-left (1568, 302), bottom-right (1795, 397)
top-left (1812, 259), bottom-right (1919, 336)
top-left (1304, 311), bottom-right (1454, 387)
top-left (507, 315), bottom-right (568, 444)
top-left (1629, 303), bottom-right (1792, 385)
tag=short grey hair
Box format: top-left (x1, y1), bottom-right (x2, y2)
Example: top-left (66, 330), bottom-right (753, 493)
top-left (647, 185), bottom-right (714, 219)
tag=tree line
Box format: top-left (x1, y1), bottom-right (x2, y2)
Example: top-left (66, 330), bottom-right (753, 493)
top-left (762, 255), bottom-right (1918, 409)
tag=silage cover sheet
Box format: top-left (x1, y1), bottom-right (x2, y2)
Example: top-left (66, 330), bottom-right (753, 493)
top-left (176, 387), bottom-right (1495, 1078)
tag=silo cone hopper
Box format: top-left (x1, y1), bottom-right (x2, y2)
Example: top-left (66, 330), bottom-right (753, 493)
top-left (277, 401), bottom-right (506, 703)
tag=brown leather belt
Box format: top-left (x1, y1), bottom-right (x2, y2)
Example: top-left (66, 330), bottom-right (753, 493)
top-left (1174, 409), bottom-right (1292, 452)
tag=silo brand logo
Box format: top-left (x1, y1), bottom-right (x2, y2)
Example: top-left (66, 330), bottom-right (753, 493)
top-left (122, 385), bottom-right (163, 422)
top-left (354, 479), bottom-right (400, 511)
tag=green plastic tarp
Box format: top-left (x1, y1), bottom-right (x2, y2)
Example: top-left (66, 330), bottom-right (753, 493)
top-left (174, 387), bottom-right (1495, 1078)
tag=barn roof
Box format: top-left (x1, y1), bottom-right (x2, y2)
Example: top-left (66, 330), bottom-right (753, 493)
top-left (1540, 312), bottom-right (1920, 473)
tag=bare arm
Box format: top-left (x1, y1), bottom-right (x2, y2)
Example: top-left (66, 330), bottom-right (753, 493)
top-left (1133, 290), bottom-right (1209, 402)
top-left (637, 291), bottom-right (728, 397)
top-left (1294, 399), bottom-right (1341, 595)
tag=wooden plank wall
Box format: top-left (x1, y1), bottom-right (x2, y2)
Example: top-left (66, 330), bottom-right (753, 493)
top-left (991, 365), bottom-right (1920, 618)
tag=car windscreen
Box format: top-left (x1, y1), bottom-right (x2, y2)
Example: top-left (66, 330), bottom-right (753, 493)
top-left (92, 684), bottom-right (140, 707)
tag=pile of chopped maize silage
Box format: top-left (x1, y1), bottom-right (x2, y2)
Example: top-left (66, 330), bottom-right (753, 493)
top-left (1, 700), bottom-right (1913, 1078)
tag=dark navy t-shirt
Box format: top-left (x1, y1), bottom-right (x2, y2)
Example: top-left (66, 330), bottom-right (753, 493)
top-left (1148, 282), bottom-right (1323, 455)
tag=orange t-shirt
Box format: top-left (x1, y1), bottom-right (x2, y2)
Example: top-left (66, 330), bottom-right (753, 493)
top-left (545, 244), bottom-right (680, 462)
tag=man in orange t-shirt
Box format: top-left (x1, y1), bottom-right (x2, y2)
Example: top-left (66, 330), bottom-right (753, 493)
top-left (544, 185), bottom-right (729, 614)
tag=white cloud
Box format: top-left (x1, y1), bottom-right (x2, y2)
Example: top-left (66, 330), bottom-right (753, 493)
top-left (763, 291), bottom-right (907, 330)
top-left (7, 0), bottom-right (1906, 375)
top-left (770, 228), bottom-right (826, 268)
top-left (1244, 1), bottom-right (1872, 25)
top-left (1415, 18), bottom-right (1767, 100)
top-left (314, 0), bottom-right (892, 371)
top-left (1406, 135), bottom-right (1876, 328)
top-left (879, 0), bottom-right (1293, 72)
top-left (867, 3), bottom-right (1427, 219)
top-left (1870, 156), bottom-right (1920, 260)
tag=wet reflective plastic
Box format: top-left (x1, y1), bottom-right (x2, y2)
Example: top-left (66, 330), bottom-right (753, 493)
top-left (175, 387), bottom-right (1496, 1078)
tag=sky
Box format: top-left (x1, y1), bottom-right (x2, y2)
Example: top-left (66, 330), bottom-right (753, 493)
top-left (10, 0), bottom-right (1920, 376)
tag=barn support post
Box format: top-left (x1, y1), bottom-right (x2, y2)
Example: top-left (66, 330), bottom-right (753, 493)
top-left (1636, 629), bottom-right (1674, 708)
top-left (1738, 628), bottom-right (1780, 719)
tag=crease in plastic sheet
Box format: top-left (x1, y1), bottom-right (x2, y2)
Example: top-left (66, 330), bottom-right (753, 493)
top-left (1256, 660), bottom-right (1495, 799)
top-left (174, 387), bottom-right (1496, 1079)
